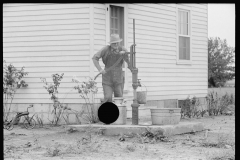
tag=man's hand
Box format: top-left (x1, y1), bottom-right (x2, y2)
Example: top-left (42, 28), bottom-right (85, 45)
top-left (99, 69), bottom-right (106, 74)
top-left (119, 51), bottom-right (126, 55)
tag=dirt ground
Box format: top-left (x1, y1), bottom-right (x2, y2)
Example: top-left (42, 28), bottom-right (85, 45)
top-left (4, 115), bottom-right (235, 160)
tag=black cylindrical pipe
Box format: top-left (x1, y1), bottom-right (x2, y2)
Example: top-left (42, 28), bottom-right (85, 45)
top-left (133, 19), bottom-right (135, 46)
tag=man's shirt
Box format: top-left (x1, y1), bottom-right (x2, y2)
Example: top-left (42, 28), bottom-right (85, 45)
top-left (92, 45), bottom-right (130, 85)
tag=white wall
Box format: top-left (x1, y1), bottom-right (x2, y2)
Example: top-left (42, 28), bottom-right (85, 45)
top-left (3, 3), bottom-right (208, 105)
top-left (126, 3), bottom-right (208, 101)
top-left (3, 3), bottom-right (91, 104)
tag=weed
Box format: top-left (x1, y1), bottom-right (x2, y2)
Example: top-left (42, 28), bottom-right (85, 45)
top-left (144, 144), bottom-right (149, 152)
top-left (31, 132), bottom-right (42, 150)
top-left (136, 127), bottom-right (169, 144)
top-left (205, 91), bottom-right (235, 116)
top-left (4, 144), bottom-right (22, 159)
top-left (63, 126), bottom-right (103, 155)
top-left (72, 77), bottom-right (99, 123)
top-left (200, 128), bottom-right (235, 149)
top-left (126, 142), bottom-right (136, 152)
top-left (41, 73), bottom-right (68, 126)
top-left (45, 142), bottom-right (61, 157)
top-left (219, 92), bottom-right (235, 115)
top-left (3, 60), bottom-right (28, 122)
top-left (217, 132), bottom-right (235, 148)
top-left (64, 143), bottom-right (82, 155)
top-left (205, 150), bottom-right (235, 160)
top-left (35, 114), bottom-right (44, 128)
top-left (4, 145), bottom-right (15, 155)
top-left (62, 112), bottom-right (70, 125)
top-left (66, 127), bottom-right (78, 134)
top-left (97, 128), bottom-right (106, 136)
top-left (180, 96), bottom-right (202, 118)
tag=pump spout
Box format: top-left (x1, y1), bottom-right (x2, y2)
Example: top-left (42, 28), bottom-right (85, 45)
top-left (137, 79), bottom-right (142, 87)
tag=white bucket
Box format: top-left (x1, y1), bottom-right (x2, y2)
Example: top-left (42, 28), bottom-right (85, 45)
top-left (136, 84), bottom-right (147, 104)
top-left (150, 108), bottom-right (181, 125)
top-left (112, 97), bottom-right (127, 125)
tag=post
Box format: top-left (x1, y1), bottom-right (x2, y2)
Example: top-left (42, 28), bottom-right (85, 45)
top-left (130, 19), bottom-right (140, 125)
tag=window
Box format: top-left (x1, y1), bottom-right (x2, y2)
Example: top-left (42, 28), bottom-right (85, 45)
top-left (178, 9), bottom-right (191, 62)
top-left (110, 5), bottom-right (124, 46)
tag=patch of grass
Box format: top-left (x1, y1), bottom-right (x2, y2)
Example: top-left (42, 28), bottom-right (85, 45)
top-left (31, 131), bottom-right (42, 150)
top-left (35, 114), bottom-right (44, 128)
top-left (200, 129), bottom-right (235, 149)
top-left (205, 150), bottom-right (235, 160)
top-left (4, 145), bottom-right (16, 158)
top-left (45, 142), bottom-right (61, 157)
top-left (136, 127), bottom-right (170, 144)
top-left (65, 127), bottom-right (79, 134)
top-left (125, 142), bottom-right (136, 152)
top-left (217, 132), bottom-right (235, 148)
top-left (49, 126), bottom-right (103, 156)
top-left (62, 135), bottom-right (103, 155)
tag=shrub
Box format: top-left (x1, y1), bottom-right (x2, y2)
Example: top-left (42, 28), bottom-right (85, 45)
top-left (40, 73), bottom-right (70, 125)
top-left (206, 91), bottom-right (235, 116)
top-left (205, 91), bottom-right (220, 116)
top-left (3, 60), bottom-right (28, 121)
top-left (180, 96), bottom-right (201, 118)
top-left (72, 77), bottom-right (99, 123)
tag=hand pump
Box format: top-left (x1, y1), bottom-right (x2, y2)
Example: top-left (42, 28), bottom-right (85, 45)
top-left (128, 19), bottom-right (140, 125)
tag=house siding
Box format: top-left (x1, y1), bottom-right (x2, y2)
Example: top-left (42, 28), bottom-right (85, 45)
top-left (127, 3), bottom-right (208, 101)
top-left (3, 3), bottom-right (91, 104)
top-left (3, 3), bottom-right (208, 105)
top-left (92, 4), bottom-right (107, 100)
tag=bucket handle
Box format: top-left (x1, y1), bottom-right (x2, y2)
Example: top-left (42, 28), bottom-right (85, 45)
top-left (112, 99), bottom-right (127, 106)
top-left (138, 82), bottom-right (147, 94)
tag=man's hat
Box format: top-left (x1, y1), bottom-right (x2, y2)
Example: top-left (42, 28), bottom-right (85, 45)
top-left (109, 34), bottom-right (122, 44)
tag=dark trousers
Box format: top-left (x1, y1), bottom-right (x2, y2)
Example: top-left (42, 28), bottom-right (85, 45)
top-left (101, 75), bottom-right (125, 104)
top-left (102, 83), bottom-right (123, 103)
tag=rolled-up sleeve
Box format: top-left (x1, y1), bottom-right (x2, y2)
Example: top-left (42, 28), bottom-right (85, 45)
top-left (92, 46), bottom-right (107, 61)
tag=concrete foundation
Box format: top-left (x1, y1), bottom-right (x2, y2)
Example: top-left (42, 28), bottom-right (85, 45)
top-left (4, 103), bottom-right (101, 125)
top-left (4, 97), bottom-right (207, 125)
top-left (69, 121), bottom-right (205, 136)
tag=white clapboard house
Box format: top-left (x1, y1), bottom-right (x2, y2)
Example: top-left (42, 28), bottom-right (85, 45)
top-left (3, 3), bottom-right (208, 122)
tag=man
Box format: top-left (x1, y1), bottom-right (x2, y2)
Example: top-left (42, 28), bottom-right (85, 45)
top-left (92, 34), bottom-right (131, 103)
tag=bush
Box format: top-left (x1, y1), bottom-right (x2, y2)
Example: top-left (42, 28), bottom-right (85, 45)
top-left (205, 91), bottom-right (235, 116)
top-left (3, 60), bottom-right (28, 121)
top-left (72, 77), bottom-right (99, 123)
top-left (179, 96), bottom-right (201, 118)
top-left (40, 73), bottom-right (68, 126)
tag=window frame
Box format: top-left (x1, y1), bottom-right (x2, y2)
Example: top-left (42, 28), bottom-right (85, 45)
top-left (105, 4), bottom-right (129, 92)
top-left (176, 5), bottom-right (192, 65)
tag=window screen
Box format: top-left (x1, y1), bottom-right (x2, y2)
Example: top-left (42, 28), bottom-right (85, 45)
top-left (178, 11), bottom-right (188, 35)
top-left (179, 36), bottom-right (190, 60)
top-left (178, 10), bottom-right (190, 60)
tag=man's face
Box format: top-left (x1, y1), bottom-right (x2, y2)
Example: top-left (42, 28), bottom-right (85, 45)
top-left (110, 42), bottom-right (119, 50)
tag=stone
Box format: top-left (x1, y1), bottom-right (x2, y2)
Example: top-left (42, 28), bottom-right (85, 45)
top-left (225, 145), bottom-right (232, 149)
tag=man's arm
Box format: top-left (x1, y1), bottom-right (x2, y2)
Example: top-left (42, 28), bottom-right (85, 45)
top-left (92, 46), bottom-right (107, 74)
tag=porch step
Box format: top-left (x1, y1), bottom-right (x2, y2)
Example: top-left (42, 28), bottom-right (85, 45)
top-left (69, 121), bottom-right (204, 137)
